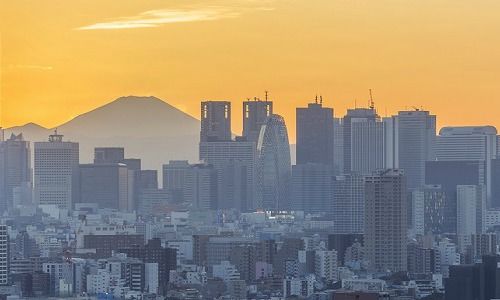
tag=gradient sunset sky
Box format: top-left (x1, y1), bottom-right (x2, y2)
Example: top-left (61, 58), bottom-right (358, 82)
top-left (2, 0), bottom-right (500, 141)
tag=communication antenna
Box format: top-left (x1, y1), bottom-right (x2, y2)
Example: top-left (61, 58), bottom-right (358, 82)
top-left (369, 89), bottom-right (375, 110)
top-left (265, 90), bottom-right (269, 102)
top-left (315, 94), bottom-right (318, 104)
top-left (320, 95), bottom-right (323, 105)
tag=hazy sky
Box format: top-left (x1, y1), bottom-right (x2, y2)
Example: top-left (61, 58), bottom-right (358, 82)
top-left (2, 0), bottom-right (500, 141)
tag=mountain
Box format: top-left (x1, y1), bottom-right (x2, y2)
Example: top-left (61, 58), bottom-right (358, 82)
top-left (5, 96), bottom-right (200, 171)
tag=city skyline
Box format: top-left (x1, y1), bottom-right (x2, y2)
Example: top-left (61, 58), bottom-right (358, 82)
top-left (3, 0), bottom-right (500, 140)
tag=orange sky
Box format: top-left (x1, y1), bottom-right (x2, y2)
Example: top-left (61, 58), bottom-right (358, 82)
top-left (2, 0), bottom-right (500, 142)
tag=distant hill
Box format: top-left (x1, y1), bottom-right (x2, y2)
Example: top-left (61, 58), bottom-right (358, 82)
top-left (5, 96), bottom-right (200, 171)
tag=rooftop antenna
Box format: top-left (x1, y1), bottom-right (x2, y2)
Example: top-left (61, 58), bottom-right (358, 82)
top-left (369, 89), bottom-right (375, 110)
top-left (315, 94), bottom-right (319, 104)
top-left (355, 99), bottom-right (357, 109)
top-left (320, 95), bottom-right (323, 105)
top-left (265, 90), bottom-right (269, 102)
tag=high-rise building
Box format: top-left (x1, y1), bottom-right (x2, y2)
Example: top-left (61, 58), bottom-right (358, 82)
top-left (199, 140), bottom-right (257, 211)
top-left (94, 147), bottom-right (124, 164)
top-left (256, 114), bottom-right (291, 210)
top-left (0, 225), bottom-right (9, 286)
top-left (34, 131), bottom-right (79, 210)
top-left (296, 99), bottom-right (334, 168)
top-left (490, 158), bottom-right (500, 208)
top-left (364, 169), bottom-right (407, 272)
top-left (387, 110), bottom-right (436, 190)
top-left (342, 107), bottom-right (380, 174)
top-left (456, 185), bottom-right (486, 252)
top-left (437, 126), bottom-right (497, 203)
top-left (243, 98), bottom-right (273, 142)
top-left (200, 101), bottom-right (231, 142)
top-left (184, 163), bottom-right (217, 210)
top-left (426, 160), bottom-right (485, 233)
top-left (0, 133), bottom-right (31, 211)
top-left (162, 160), bottom-right (190, 203)
top-left (332, 174), bottom-right (365, 234)
top-left (471, 233), bottom-right (497, 262)
top-left (291, 163), bottom-right (332, 214)
top-left (78, 163), bottom-right (132, 211)
top-left (333, 118), bottom-right (344, 175)
top-left (411, 185), bottom-right (446, 235)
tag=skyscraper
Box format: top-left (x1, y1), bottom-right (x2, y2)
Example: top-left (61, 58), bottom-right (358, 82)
top-left (425, 160), bottom-right (485, 233)
top-left (256, 114), bottom-right (291, 210)
top-left (34, 131), bottom-right (79, 210)
top-left (332, 174), bottom-right (365, 234)
top-left (162, 160), bottom-right (190, 203)
top-left (0, 133), bottom-right (31, 211)
top-left (291, 163), bottom-right (332, 214)
top-left (296, 98), bottom-right (334, 169)
top-left (437, 126), bottom-right (498, 203)
top-left (243, 98), bottom-right (273, 142)
top-left (342, 107), bottom-right (379, 174)
top-left (393, 110), bottom-right (436, 190)
top-left (456, 185), bottom-right (486, 252)
top-left (184, 163), bottom-right (218, 210)
top-left (200, 101), bottom-right (231, 142)
top-left (199, 140), bottom-right (257, 211)
top-left (411, 184), bottom-right (446, 235)
top-left (78, 163), bottom-right (132, 211)
top-left (364, 169), bottom-right (407, 272)
top-left (94, 147), bottom-right (125, 164)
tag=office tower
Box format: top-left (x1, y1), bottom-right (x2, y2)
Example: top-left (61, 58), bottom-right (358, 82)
top-left (490, 158), bottom-right (500, 208)
top-left (78, 163), bottom-right (132, 211)
top-left (199, 140), bottom-right (257, 211)
top-left (291, 163), bottom-right (332, 214)
top-left (256, 114), bottom-right (291, 210)
top-left (342, 107), bottom-right (381, 174)
top-left (333, 118), bottom-right (344, 175)
top-left (162, 160), bottom-right (190, 203)
top-left (383, 116), bottom-right (398, 169)
top-left (388, 110), bottom-right (436, 190)
top-left (437, 126), bottom-right (498, 203)
top-left (94, 147), bottom-right (124, 164)
top-left (471, 233), bottom-right (497, 262)
top-left (296, 98), bottom-right (334, 168)
top-left (332, 174), bottom-right (366, 234)
top-left (456, 185), bottom-right (486, 252)
top-left (426, 160), bottom-right (485, 233)
top-left (34, 131), bottom-right (79, 210)
top-left (137, 188), bottom-right (169, 216)
top-left (138, 170), bottom-right (158, 189)
top-left (200, 101), bottom-right (231, 142)
top-left (364, 169), bottom-right (407, 272)
top-left (407, 243), bottom-right (440, 275)
top-left (0, 133), bottom-right (31, 211)
top-left (0, 225), bottom-right (8, 285)
top-left (184, 163), bottom-right (217, 210)
top-left (411, 185), bottom-right (446, 235)
top-left (243, 98), bottom-right (273, 142)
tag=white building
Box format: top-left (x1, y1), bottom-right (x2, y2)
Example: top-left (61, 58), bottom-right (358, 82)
top-left (0, 225), bottom-right (8, 285)
top-left (314, 250), bottom-right (338, 283)
top-left (342, 278), bottom-right (386, 292)
top-left (456, 185), bottom-right (486, 252)
top-left (34, 132), bottom-right (79, 210)
top-left (212, 261), bottom-right (240, 282)
top-left (283, 275), bottom-right (315, 298)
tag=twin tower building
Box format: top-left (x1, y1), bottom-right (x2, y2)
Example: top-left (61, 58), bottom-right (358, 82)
top-left (199, 99), bottom-right (291, 211)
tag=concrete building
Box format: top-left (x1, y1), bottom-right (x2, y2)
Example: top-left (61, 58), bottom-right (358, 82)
top-left (162, 160), bottom-right (190, 202)
top-left (242, 98), bottom-right (273, 142)
top-left (296, 99), bottom-right (335, 169)
top-left (456, 185), bottom-right (486, 252)
top-left (364, 169), bottom-right (407, 272)
top-left (0, 133), bottom-right (31, 211)
top-left (200, 101), bottom-right (231, 142)
top-left (34, 131), bottom-right (79, 210)
top-left (78, 163), bottom-right (132, 211)
top-left (94, 147), bottom-right (124, 164)
top-left (332, 174), bottom-right (365, 234)
top-left (387, 110), bottom-right (436, 190)
top-left (291, 163), bottom-right (333, 214)
top-left (0, 225), bottom-right (8, 286)
top-left (411, 185), bottom-right (446, 235)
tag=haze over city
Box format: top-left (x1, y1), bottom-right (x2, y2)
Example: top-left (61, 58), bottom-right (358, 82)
top-left (3, 0), bottom-right (500, 139)
top-left (2, 1), bottom-right (500, 300)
